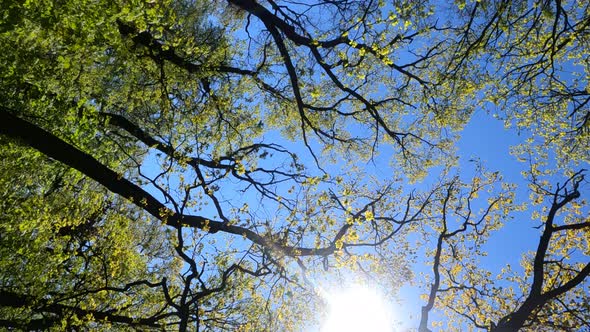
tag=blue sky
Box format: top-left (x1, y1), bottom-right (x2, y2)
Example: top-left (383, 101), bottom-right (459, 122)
top-left (390, 108), bottom-right (531, 330)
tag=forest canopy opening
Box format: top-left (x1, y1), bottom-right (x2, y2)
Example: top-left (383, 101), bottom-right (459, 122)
top-left (0, 0), bottom-right (588, 331)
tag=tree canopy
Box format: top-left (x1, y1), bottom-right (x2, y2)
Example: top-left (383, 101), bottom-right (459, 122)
top-left (0, 0), bottom-right (588, 331)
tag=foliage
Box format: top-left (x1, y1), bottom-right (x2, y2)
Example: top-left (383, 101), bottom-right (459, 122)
top-left (0, 0), bottom-right (588, 331)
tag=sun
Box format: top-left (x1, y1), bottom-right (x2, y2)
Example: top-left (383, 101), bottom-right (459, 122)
top-left (321, 285), bottom-right (393, 332)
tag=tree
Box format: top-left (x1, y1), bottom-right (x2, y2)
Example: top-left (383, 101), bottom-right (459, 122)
top-left (0, 0), bottom-right (588, 331)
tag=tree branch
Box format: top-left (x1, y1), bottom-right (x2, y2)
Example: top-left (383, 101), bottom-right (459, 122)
top-left (0, 109), bottom-right (348, 258)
